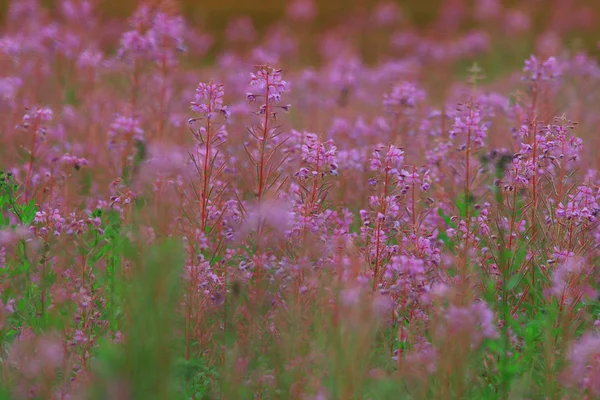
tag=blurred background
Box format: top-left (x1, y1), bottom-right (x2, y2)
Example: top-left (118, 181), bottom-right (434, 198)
top-left (1, 0), bottom-right (599, 53)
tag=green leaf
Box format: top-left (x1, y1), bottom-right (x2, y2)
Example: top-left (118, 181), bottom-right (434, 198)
top-left (65, 87), bottom-right (78, 105)
top-left (511, 243), bottom-right (527, 272)
top-left (134, 139), bottom-right (147, 166)
top-left (506, 273), bottom-right (521, 291)
top-left (438, 208), bottom-right (457, 229)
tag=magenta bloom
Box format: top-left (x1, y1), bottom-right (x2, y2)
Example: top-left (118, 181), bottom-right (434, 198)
top-left (249, 64), bottom-right (288, 103)
top-left (190, 81), bottom-right (229, 119)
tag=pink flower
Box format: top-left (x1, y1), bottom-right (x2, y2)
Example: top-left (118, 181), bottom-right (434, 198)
top-left (190, 81), bottom-right (229, 119)
top-left (383, 82), bottom-right (425, 114)
top-left (249, 64), bottom-right (288, 103)
top-left (371, 1), bottom-right (403, 27)
top-left (286, 0), bottom-right (316, 22)
top-left (442, 300), bottom-right (498, 347)
top-left (548, 256), bottom-right (596, 305)
top-left (523, 55), bottom-right (561, 82)
top-left (562, 332), bottom-right (600, 396)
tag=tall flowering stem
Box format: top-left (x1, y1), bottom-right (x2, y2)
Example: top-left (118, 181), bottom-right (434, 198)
top-left (186, 81), bottom-right (229, 361)
top-left (246, 64), bottom-right (289, 202)
top-left (293, 132), bottom-right (338, 242)
top-left (365, 144), bottom-right (405, 290)
top-left (117, 6), bottom-right (186, 140)
top-left (521, 55), bottom-right (561, 292)
top-left (189, 81), bottom-right (229, 231)
top-left (245, 64), bottom-right (289, 283)
top-left (21, 108), bottom-right (53, 203)
top-left (450, 100), bottom-right (487, 247)
top-left (383, 81), bottom-right (425, 143)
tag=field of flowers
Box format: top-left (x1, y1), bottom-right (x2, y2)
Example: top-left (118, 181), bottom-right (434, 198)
top-left (1, 0), bottom-right (600, 398)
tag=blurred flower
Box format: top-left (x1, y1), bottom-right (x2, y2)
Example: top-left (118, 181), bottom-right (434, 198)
top-left (225, 16), bottom-right (256, 43)
top-left (0, 77), bottom-right (22, 101)
top-left (442, 300), bottom-right (499, 347)
top-left (383, 82), bottom-right (425, 114)
top-left (523, 55), bottom-right (561, 82)
top-left (562, 332), bottom-right (600, 396)
top-left (371, 1), bottom-right (403, 27)
top-left (547, 256), bottom-right (596, 305)
top-left (286, 0), bottom-right (317, 22)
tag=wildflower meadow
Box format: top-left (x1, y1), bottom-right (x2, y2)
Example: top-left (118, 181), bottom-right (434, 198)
top-left (1, 0), bottom-right (600, 398)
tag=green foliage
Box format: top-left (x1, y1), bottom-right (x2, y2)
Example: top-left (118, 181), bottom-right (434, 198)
top-left (88, 239), bottom-right (185, 400)
top-left (0, 171), bottom-right (37, 226)
top-left (437, 208), bottom-right (456, 251)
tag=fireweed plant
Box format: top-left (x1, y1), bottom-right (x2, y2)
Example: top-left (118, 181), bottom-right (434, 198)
top-left (1, 0), bottom-right (600, 399)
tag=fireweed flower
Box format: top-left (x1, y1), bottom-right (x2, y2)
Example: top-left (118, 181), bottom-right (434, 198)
top-left (190, 81), bottom-right (229, 120)
top-left (327, 56), bottom-right (363, 103)
top-left (562, 332), bottom-right (600, 396)
top-left (151, 12), bottom-right (185, 53)
top-left (76, 48), bottom-right (103, 70)
top-left (371, 1), bottom-right (402, 27)
top-left (556, 185), bottom-right (599, 223)
top-left (286, 0), bottom-right (317, 22)
top-left (19, 107), bottom-right (54, 128)
top-left (16, 107), bottom-right (54, 183)
top-left (400, 169), bottom-right (419, 185)
top-left (108, 115), bottom-right (144, 150)
top-left (383, 82), bottom-right (425, 115)
top-left (117, 5), bottom-right (185, 65)
top-left (503, 9), bottom-right (531, 34)
top-left (0, 76), bottom-right (22, 101)
top-left (370, 145), bottom-right (404, 174)
top-left (455, 31), bottom-right (490, 57)
top-left (297, 133), bottom-right (338, 177)
top-left (450, 102), bottom-right (488, 149)
top-left (402, 343), bottom-right (438, 376)
top-left (474, 0), bottom-right (502, 22)
top-left (249, 64), bottom-right (288, 104)
top-left (60, 154), bottom-right (88, 170)
top-left (7, 330), bottom-right (65, 379)
top-left (547, 256), bottom-right (596, 305)
top-left (523, 55), bottom-right (561, 82)
top-left (441, 300), bottom-right (499, 347)
top-left (60, 0), bottom-right (94, 23)
top-left (118, 29), bottom-right (156, 61)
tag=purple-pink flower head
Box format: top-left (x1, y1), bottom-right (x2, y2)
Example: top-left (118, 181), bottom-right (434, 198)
top-left (450, 102), bottom-right (488, 149)
top-left (383, 82), bottom-right (425, 114)
top-left (76, 48), bottom-right (103, 70)
top-left (474, 0), bottom-right (502, 22)
top-left (118, 30), bottom-right (156, 60)
top-left (190, 82), bottom-right (229, 119)
top-left (548, 256), bottom-right (596, 305)
top-left (109, 115), bottom-right (144, 145)
top-left (0, 77), bottom-right (22, 101)
top-left (298, 133), bottom-right (338, 175)
top-left (563, 332), bottom-right (600, 396)
top-left (152, 12), bottom-right (185, 51)
top-left (36, 107), bottom-right (53, 122)
top-left (117, 5), bottom-right (186, 64)
top-left (444, 300), bottom-right (498, 347)
top-left (371, 1), bottom-right (403, 27)
top-left (60, 0), bottom-right (94, 25)
top-left (523, 55), bottom-right (561, 82)
top-left (370, 145), bottom-right (404, 173)
top-left (386, 145), bottom-right (404, 167)
top-left (249, 64), bottom-right (288, 103)
top-left (286, 0), bottom-right (317, 22)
